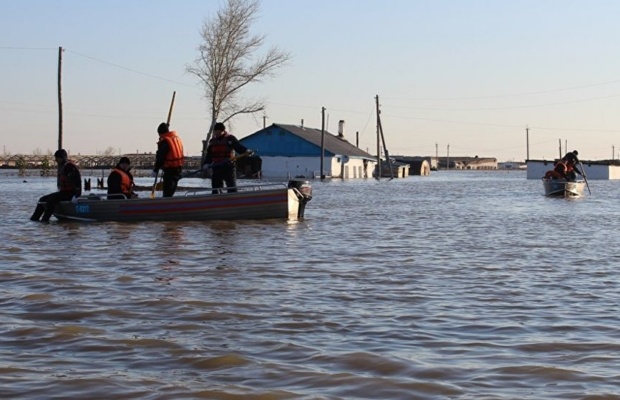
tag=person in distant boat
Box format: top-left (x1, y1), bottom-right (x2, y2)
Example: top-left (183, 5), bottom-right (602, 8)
top-left (543, 150), bottom-right (583, 181)
top-left (107, 156), bottom-right (137, 199)
top-left (562, 150), bottom-right (583, 181)
top-left (152, 122), bottom-right (184, 197)
top-left (202, 122), bottom-right (252, 194)
top-left (30, 149), bottom-right (82, 222)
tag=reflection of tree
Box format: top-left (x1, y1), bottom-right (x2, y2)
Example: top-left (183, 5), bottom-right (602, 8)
top-left (16, 155), bottom-right (27, 176)
top-left (39, 156), bottom-right (54, 177)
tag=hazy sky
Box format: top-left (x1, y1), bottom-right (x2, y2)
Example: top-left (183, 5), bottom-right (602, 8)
top-left (3, 0), bottom-right (620, 161)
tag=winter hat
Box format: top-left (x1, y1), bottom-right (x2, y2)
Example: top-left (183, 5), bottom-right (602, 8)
top-left (54, 149), bottom-right (68, 159)
top-left (157, 122), bottom-right (170, 134)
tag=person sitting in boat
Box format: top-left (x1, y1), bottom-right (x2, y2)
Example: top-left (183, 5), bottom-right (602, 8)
top-left (543, 150), bottom-right (583, 181)
top-left (30, 149), bottom-right (82, 222)
top-left (107, 156), bottom-right (138, 199)
top-left (202, 122), bottom-right (253, 194)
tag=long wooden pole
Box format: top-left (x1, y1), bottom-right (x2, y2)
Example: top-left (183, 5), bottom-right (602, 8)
top-left (57, 46), bottom-right (63, 150)
top-left (166, 91), bottom-right (176, 125)
top-left (377, 110), bottom-right (394, 180)
top-left (320, 107), bottom-right (325, 180)
top-left (375, 95), bottom-right (381, 180)
top-left (526, 126), bottom-right (529, 161)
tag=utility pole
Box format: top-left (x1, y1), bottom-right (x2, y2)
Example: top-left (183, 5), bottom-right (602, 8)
top-left (320, 107), bottom-right (326, 180)
top-left (57, 46), bottom-right (64, 151)
top-left (262, 114), bottom-right (267, 129)
top-left (375, 95), bottom-right (381, 180)
top-left (526, 126), bottom-right (529, 161)
top-left (447, 144), bottom-right (450, 170)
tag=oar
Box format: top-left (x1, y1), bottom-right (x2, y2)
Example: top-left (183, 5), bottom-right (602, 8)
top-left (151, 91), bottom-right (176, 199)
top-left (579, 161), bottom-right (591, 194)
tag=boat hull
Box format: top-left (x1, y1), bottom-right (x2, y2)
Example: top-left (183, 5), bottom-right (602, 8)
top-left (53, 182), bottom-right (311, 222)
top-left (542, 179), bottom-right (585, 198)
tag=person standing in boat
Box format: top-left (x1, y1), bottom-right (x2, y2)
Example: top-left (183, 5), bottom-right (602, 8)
top-left (30, 149), bottom-right (82, 222)
top-left (107, 156), bottom-right (137, 199)
top-left (563, 150), bottom-right (583, 181)
top-left (152, 122), bottom-right (184, 197)
top-left (202, 122), bottom-right (252, 194)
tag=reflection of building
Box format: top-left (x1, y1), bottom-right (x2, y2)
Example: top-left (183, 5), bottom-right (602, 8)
top-left (392, 156), bottom-right (431, 175)
top-left (239, 123), bottom-right (376, 179)
top-left (436, 156), bottom-right (497, 170)
top-left (498, 161), bottom-right (526, 170)
top-left (375, 160), bottom-right (410, 178)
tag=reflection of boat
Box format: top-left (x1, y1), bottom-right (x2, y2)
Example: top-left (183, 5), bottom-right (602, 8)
top-left (542, 178), bottom-right (585, 198)
top-left (52, 179), bottom-right (312, 222)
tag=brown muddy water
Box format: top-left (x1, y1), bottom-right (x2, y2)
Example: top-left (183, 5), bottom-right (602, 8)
top-left (2, 170), bottom-right (620, 399)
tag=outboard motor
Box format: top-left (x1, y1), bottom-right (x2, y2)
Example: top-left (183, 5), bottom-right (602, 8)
top-left (288, 178), bottom-right (312, 218)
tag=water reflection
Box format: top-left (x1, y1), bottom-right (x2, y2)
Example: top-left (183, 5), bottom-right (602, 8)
top-left (2, 171), bottom-right (620, 399)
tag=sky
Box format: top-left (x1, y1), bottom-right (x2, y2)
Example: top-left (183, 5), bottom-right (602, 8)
top-left (3, 0), bottom-right (620, 162)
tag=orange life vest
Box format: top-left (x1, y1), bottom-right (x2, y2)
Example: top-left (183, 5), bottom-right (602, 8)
top-left (544, 160), bottom-right (568, 180)
top-left (158, 131), bottom-right (184, 168)
top-left (110, 168), bottom-right (133, 196)
top-left (58, 161), bottom-right (80, 192)
top-left (209, 132), bottom-right (234, 164)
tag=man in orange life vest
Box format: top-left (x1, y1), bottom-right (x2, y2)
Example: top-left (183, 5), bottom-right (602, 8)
top-left (107, 156), bottom-right (137, 199)
top-left (30, 149), bottom-right (82, 222)
top-left (202, 122), bottom-right (252, 194)
top-left (152, 122), bottom-right (184, 197)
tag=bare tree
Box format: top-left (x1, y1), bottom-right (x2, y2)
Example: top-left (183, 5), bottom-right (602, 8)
top-left (102, 146), bottom-right (116, 156)
top-left (186, 0), bottom-right (291, 160)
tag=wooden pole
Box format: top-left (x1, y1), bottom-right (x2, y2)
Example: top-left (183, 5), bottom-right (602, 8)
top-left (320, 107), bottom-right (325, 180)
top-left (375, 95), bottom-right (381, 180)
top-left (57, 46), bottom-right (63, 150)
top-left (526, 126), bottom-right (529, 161)
top-left (166, 91), bottom-right (176, 125)
top-left (377, 103), bottom-right (394, 180)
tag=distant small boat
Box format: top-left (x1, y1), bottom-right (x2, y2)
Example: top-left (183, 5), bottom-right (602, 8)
top-left (52, 179), bottom-right (312, 222)
top-left (542, 178), bottom-right (585, 198)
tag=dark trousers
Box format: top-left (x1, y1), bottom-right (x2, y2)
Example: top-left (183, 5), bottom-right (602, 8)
top-left (30, 191), bottom-right (74, 222)
top-left (211, 166), bottom-right (237, 194)
top-left (162, 168), bottom-right (182, 197)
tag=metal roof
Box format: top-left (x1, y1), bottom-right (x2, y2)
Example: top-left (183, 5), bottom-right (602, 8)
top-left (269, 123), bottom-right (375, 159)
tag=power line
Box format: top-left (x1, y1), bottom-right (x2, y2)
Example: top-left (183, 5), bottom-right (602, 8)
top-left (382, 92), bottom-right (620, 111)
top-left (381, 79), bottom-right (620, 101)
top-left (65, 49), bottom-right (197, 89)
top-left (0, 46), bottom-right (56, 51)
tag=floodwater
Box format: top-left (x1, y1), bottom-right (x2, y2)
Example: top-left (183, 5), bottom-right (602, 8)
top-left (2, 169), bottom-right (620, 400)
